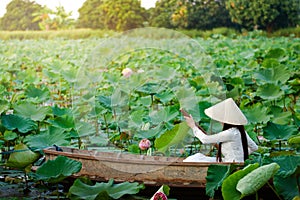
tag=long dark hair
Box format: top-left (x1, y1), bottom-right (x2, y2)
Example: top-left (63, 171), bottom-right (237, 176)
top-left (216, 123), bottom-right (249, 162)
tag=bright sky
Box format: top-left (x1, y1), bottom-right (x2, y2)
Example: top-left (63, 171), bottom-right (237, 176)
top-left (0, 0), bottom-right (157, 19)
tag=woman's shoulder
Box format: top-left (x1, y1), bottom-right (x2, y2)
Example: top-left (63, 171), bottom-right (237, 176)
top-left (222, 127), bottom-right (240, 135)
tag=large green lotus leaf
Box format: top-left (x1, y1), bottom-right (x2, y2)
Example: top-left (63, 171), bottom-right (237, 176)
top-left (271, 155), bottom-right (300, 178)
top-left (6, 143), bottom-right (40, 169)
top-left (154, 122), bottom-right (190, 153)
top-left (135, 124), bottom-right (165, 139)
top-left (52, 105), bottom-right (73, 117)
top-left (24, 126), bottom-right (70, 149)
top-left (222, 163), bottom-right (259, 200)
top-left (243, 104), bottom-right (271, 124)
top-left (24, 84), bottom-right (51, 102)
top-left (13, 102), bottom-right (51, 121)
top-left (35, 155), bottom-right (82, 183)
top-left (68, 178), bottom-right (144, 200)
top-left (273, 172), bottom-right (300, 200)
top-left (256, 83), bottom-right (284, 100)
top-left (265, 48), bottom-right (286, 61)
top-left (254, 64), bottom-right (290, 84)
top-left (269, 106), bottom-right (292, 125)
top-left (149, 105), bottom-right (178, 125)
top-left (206, 164), bottom-right (233, 198)
top-left (288, 134), bottom-right (300, 145)
top-left (47, 115), bottom-right (75, 130)
top-left (136, 82), bottom-right (164, 95)
top-left (0, 99), bottom-right (9, 115)
top-left (263, 122), bottom-right (298, 141)
top-left (61, 67), bottom-right (78, 83)
top-left (76, 121), bottom-right (96, 137)
top-left (154, 90), bottom-right (175, 104)
top-left (1, 114), bottom-right (37, 133)
top-left (237, 163), bottom-right (280, 198)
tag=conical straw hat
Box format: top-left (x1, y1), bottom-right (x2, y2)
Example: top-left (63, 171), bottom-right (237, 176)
top-left (204, 98), bottom-right (248, 125)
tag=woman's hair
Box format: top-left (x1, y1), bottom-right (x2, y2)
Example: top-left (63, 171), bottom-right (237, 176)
top-left (216, 123), bottom-right (249, 162)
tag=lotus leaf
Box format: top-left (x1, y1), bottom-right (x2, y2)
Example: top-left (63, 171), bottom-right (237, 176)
top-left (274, 172), bottom-right (300, 200)
top-left (254, 64), bottom-right (290, 84)
top-left (206, 164), bottom-right (233, 198)
top-left (1, 114), bottom-right (37, 133)
top-left (222, 163), bottom-right (259, 200)
top-left (263, 122), bottom-right (298, 141)
top-left (24, 84), bottom-right (51, 102)
top-left (154, 122), bottom-right (190, 153)
top-left (265, 48), bottom-right (286, 61)
top-left (68, 178), bottom-right (144, 200)
top-left (3, 131), bottom-right (17, 141)
top-left (236, 163), bottom-right (280, 198)
top-left (24, 126), bottom-right (70, 150)
top-left (256, 83), bottom-right (284, 100)
top-left (13, 102), bottom-right (51, 121)
top-left (6, 143), bottom-right (40, 169)
top-left (288, 134), bottom-right (300, 145)
top-left (35, 155), bottom-right (82, 183)
top-left (243, 104), bottom-right (271, 124)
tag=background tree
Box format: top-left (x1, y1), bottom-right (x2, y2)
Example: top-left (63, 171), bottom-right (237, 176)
top-left (225, 0), bottom-right (300, 32)
top-left (186, 0), bottom-right (234, 30)
top-left (149, 0), bottom-right (177, 28)
top-left (0, 0), bottom-right (43, 30)
top-left (76, 0), bottom-right (105, 29)
top-left (99, 0), bottom-right (147, 31)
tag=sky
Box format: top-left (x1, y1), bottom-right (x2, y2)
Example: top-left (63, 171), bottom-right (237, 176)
top-left (0, 0), bottom-right (157, 19)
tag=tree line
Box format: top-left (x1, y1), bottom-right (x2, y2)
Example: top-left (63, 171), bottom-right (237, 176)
top-left (0, 0), bottom-right (299, 32)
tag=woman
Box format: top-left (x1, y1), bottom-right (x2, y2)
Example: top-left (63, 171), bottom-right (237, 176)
top-left (183, 98), bottom-right (258, 163)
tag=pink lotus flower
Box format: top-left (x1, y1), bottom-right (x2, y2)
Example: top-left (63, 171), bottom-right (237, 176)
top-left (139, 139), bottom-right (151, 150)
top-left (153, 192), bottom-right (168, 200)
top-left (122, 68), bottom-right (133, 78)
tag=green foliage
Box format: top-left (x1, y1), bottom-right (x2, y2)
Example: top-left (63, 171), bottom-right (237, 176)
top-left (205, 164), bottom-right (234, 198)
top-left (6, 143), bottom-right (40, 169)
top-left (236, 163), bottom-right (280, 198)
top-left (77, 0), bottom-right (147, 31)
top-left (76, 0), bottom-right (105, 29)
top-left (148, 0), bottom-right (177, 28)
top-left (263, 122), bottom-right (298, 141)
top-left (225, 0), bottom-right (300, 31)
top-left (154, 122), bottom-right (190, 153)
top-left (68, 178), bottom-right (144, 199)
top-left (1, 114), bottom-right (38, 134)
top-left (186, 0), bottom-right (234, 30)
top-left (0, 0), bottom-right (43, 30)
top-left (222, 163), bottom-right (259, 200)
top-left (34, 155), bottom-right (82, 183)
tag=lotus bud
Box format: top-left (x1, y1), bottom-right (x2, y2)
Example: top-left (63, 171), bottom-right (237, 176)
top-left (139, 139), bottom-right (151, 151)
top-left (122, 68), bottom-right (133, 78)
top-left (153, 192), bottom-right (168, 200)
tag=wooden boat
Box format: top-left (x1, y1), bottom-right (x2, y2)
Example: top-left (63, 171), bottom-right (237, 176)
top-left (43, 146), bottom-right (238, 188)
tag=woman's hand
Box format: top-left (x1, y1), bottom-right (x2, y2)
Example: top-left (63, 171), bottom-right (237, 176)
top-left (184, 115), bottom-right (196, 129)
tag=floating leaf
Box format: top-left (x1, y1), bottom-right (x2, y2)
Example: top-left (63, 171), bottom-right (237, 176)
top-left (256, 83), bottom-right (284, 100)
top-left (222, 163), bottom-right (259, 200)
top-left (1, 114), bottom-right (37, 133)
top-left (68, 178), bottom-right (144, 200)
top-left (6, 143), bottom-right (40, 169)
top-left (263, 122), bottom-right (298, 141)
top-left (35, 155), bottom-right (82, 183)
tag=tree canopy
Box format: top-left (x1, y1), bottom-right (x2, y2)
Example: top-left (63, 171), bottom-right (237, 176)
top-left (77, 0), bottom-right (147, 31)
top-left (0, 0), bottom-right (42, 30)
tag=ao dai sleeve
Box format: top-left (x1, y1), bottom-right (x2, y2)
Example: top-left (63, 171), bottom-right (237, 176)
top-left (192, 127), bottom-right (235, 144)
top-left (246, 132), bottom-right (259, 153)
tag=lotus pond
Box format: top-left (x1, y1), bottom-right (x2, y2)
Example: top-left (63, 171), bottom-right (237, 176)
top-left (0, 29), bottom-right (299, 199)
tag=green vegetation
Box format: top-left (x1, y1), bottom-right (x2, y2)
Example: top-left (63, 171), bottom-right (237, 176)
top-left (0, 29), bottom-right (299, 198)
